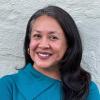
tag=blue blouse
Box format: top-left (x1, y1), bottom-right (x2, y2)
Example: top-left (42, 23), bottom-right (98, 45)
top-left (0, 63), bottom-right (100, 100)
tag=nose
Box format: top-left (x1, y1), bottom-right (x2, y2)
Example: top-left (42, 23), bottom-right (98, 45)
top-left (38, 37), bottom-right (50, 49)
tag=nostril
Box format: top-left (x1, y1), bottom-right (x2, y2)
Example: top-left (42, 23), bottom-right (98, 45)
top-left (38, 42), bottom-right (50, 49)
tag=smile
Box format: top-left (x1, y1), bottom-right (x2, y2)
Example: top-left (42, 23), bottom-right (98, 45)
top-left (36, 52), bottom-right (52, 59)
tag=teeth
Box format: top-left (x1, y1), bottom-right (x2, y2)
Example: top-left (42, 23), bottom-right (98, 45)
top-left (38, 53), bottom-right (50, 57)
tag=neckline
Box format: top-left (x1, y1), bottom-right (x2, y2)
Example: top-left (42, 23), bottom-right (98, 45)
top-left (27, 63), bottom-right (61, 82)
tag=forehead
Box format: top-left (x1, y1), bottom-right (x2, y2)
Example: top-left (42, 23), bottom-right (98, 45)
top-left (32, 15), bottom-right (59, 25)
top-left (31, 15), bottom-right (63, 32)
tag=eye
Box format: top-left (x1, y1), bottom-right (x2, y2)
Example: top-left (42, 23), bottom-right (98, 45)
top-left (49, 35), bottom-right (58, 40)
top-left (32, 34), bottom-right (41, 39)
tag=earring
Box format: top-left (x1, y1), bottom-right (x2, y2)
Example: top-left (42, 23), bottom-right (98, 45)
top-left (28, 48), bottom-right (30, 55)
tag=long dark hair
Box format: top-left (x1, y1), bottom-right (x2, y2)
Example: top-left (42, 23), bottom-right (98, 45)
top-left (24, 5), bottom-right (91, 100)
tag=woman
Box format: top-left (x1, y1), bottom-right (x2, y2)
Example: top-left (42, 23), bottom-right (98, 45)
top-left (0, 5), bottom-right (100, 100)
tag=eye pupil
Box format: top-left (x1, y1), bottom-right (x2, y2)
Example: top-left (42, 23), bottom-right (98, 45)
top-left (50, 36), bottom-right (57, 40)
top-left (37, 35), bottom-right (40, 37)
top-left (32, 34), bottom-right (41, 39)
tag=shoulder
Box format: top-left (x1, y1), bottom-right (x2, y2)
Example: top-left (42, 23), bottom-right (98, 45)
top-left (87, 81), bottom-right (100, 100)
top-left (0, 73), bottom-right (18, 100)
top-left (89, 81), bottom-right (99, 91)
top-left (0, 68), bottom-right (25, 87)
top-left (0, 73), bottom-right (18, 91)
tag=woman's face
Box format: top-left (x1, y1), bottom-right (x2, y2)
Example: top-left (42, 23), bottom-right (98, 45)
top-left (29, 15), bottom-right (68, 70)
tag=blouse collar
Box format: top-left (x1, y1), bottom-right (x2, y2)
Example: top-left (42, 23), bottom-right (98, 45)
top-left (15, 63), bottom-right (61, 100)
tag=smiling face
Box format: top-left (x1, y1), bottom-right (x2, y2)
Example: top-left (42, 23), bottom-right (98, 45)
top-left (29, 15), bottom-right (67, 70)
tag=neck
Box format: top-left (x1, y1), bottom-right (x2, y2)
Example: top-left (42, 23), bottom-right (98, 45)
top-left (33, 64), bottom-right (61, 80)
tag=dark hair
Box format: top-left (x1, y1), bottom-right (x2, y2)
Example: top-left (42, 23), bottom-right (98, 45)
top-left (24, 5), bottom-right (91, 100)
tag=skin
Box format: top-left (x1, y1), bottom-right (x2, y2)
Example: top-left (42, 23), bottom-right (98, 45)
top-left (29, 15), bottom-right (68, 80)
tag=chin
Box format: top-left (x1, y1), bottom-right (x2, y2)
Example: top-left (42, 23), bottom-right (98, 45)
top-left (37, 65), bottom-right (51, 68)
top-left (35, 63), bottom-right (53, 69)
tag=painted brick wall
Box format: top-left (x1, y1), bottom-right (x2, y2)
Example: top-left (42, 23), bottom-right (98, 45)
top-left (0, 0), bottom-right (100, 90)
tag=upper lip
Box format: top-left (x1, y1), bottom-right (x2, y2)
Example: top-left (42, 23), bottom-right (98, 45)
top-left (36, 51), bottom-right (53, 55)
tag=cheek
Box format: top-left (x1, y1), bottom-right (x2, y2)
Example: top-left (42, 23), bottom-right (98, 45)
top-left (29, 41), bottom-right (38, 60)
top-left (53, 44), bottom-right (66, 56)
top-left (55, 42), bottom-right (67, 57)
top-left (29, 40), bottom-right (37, 49)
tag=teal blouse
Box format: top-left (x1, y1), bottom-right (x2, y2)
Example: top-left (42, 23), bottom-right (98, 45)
top-left (0, 63), bottom-right (100, 100)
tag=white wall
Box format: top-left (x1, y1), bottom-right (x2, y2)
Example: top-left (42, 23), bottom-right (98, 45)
top-left (0, 0), bottom-right (100, 89)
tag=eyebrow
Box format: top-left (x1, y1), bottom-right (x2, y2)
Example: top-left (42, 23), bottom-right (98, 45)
top-left (32, 29), bottom-right (60, 34)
